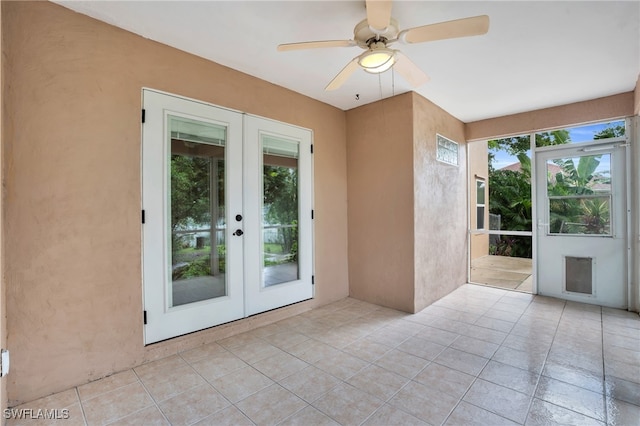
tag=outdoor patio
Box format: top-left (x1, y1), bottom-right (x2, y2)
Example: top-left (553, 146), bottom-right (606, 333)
top-left (470, 255), bottom-right (533, 293)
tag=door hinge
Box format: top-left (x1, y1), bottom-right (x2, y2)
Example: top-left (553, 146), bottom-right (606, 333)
top-left (311, 209), bottom-right (314, 219)
top-left (141, 109), bottom-right (146, 123)
top-left (142, 210), bottom-right (146, 224)
top-left (310, 144), bottom-right (314, 154)
top-left (143, 310), bottom-right (147, 325)
top-left (312, 275), bottom-right (315, 285)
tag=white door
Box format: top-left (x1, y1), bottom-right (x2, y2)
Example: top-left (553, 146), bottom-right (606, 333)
top-left (243, 116), bottom-right (314, 315)
top-left (535, 140), bottom-right (628, 308)
top-left (142, 90), bottom-right (313, 344)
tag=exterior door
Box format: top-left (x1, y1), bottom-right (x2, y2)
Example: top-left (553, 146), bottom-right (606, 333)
top-left (142, 90), bottom-right (314, 344)
top-left (142, 90), bottom-right (244, 344)
top-left (243, 116), bottom-right (314, 315)
top-left (535, 140), bottom-right (628, 308)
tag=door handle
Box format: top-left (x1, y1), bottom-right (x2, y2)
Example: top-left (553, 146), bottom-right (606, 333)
top-left (233, 229), bottom-right (243, 236)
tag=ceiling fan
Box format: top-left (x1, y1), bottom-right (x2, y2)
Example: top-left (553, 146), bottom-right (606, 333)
top-left (277, 0), bottom-right (489, 91)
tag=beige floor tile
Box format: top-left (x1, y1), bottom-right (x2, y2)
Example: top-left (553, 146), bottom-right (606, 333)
top-left (363, 403), bottom-right (428, 426)
top-left (463, 379), bottom-right (531, 424)
top-left (450, 335), bottom-right (500, 358)
top-left (313, 350), bottom-right (369, 380)
top-left (607, 398), bottom-right (640, 426)
top-left (235, 384), bottom-right (307, 426)
top-left (108, 406), bottom-right (169, 426)
top-left (366, 327), bottom-right (412, 347)
top-left (535, 376), bottom-right (605, 422)
top-left (134, 355), bottom-right (187, 380)
top-left (312, 383), bottom-right (383, 426)
top-left (445, 401), bottom-right (519, 426)
top-left (278, 405), bottom-right (340, 426)
top-left (217, 332), bottom-right (263, 350)
top-left (287, 338), bottom-right (343, 364)
top-left (414, 363), bottom-right (475, 399)
top-left (343, 338), bottom-right (392, 362)
top-left (140, 363), bottom-right (207, 402)
top-left (279, 366), bottom-right (341, 403)
top-left (209, 366), bottom-right (273, 403)
top-left (82, 382), bottom-right (154, 425)
top-left (414, 325), bottom-right (460, 346)
top-left (192, 405), bottom-right (254, 426)
top-left (481, 308), bottom-right (523, 323)
top-left (525, 398), bottom-right (604, 426)
top-left (190, 351), bottom-right (247, 380)
top-left (347, 364), bottom-right (410, 401)
top-left (492, 345), bottom-right (547, 374)
top-left (251, 351), bottom-right (308, 381)
top-left (11, 389), bottom-right (79, 413)
top-left (460, 324), bottom-right (508, 345)
top-left (227, 340), bottom-right (284, 365)
top-left (179, 342), bottom-right (226, 364)
top-left (397, 336), bottom-right (446, 361)
top-left (480, 360), bottom-right (539, 396)
top-left (261, 331), bottom-right (309, 350)
top-left (474, 316), bottom-right (515, 333)
top-left (78, 370), bottom-right (138, 401)
top-left (434, 347), bottom-right (489, 376)
top-left (388, 380), bottom-right (460, 425)
top-left (374, 349), bottom-right (430, 379)
top-left (605, 359), bottom-right (640, 383)
top-left (158, 384), bottom-right (229, 426)
top-left (542, 360), bottom-right (604, 394)
top-left (605, 375), bottom-right (640, 405)
top-left (501, 333), bottom-right (553, 353)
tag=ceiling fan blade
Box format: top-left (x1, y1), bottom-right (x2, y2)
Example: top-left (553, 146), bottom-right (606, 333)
top-left (400, 15), bottom-right (490, 44)
top-left (277, 40), bottom-right (355, 52)
top-left (366, 0), bottom-right (393, 32)
top-left (325, 57), bottom-right (360, 91)
top-left (393, 52), bottom-right (429, 87)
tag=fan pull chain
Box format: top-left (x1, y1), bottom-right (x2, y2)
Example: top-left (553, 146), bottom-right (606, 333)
top-left (392, 68), bottom-right (395, 97)
top-left (378, 73), bottom-right (383, 100)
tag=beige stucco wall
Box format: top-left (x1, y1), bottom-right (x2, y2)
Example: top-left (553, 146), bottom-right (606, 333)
top-left (346, 93), bottom-right (415, 313)
top-left (412, 94), bottom-right (467, 312)
top-left (0, 0), bottom-right (6, 415)
top-left (467, 140), bottom-right (489, 260)
top-left (346, 92), bottom-right (468, 314)
top-left (466, 92), bottom-right (635, 142)
top-left (3, 1), bottom-right (349, 405)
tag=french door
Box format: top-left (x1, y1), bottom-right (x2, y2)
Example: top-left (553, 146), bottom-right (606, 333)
top-left (535, 140), bottom-right (628, 308)
top-left (142, 90), bottom-right (313, 344)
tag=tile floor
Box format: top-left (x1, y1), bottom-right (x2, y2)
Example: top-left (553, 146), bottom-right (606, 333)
top-left (8, 284), bottom-right (640, 425)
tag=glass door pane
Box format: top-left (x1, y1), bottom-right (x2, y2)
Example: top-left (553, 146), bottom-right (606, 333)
top-left (546, 154), bottom-right (612, 235)
top-left (262, 135), bottom-right (299, 287)
top-left (169, 115), bottom-right (227, 307)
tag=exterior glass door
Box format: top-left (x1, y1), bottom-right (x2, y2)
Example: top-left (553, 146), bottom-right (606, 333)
top-left (142, 90), bottom-right (313, 344)
top-left (535, 141), bottom-right (627, 308)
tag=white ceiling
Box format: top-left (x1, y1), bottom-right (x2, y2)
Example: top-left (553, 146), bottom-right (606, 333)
top-left (54, 1), bottom-right (640, 122)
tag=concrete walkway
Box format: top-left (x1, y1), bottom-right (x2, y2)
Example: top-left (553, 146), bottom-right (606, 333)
top-left (470, 255), bottom-right (532, 292)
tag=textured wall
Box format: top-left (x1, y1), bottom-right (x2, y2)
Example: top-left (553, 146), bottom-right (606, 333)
top-left (467, 140), bottom-right (489, 260)
top-left (466, 92), bottom-right (635, 141)
top-left (412, 94), bottom-right (467, 313)
top-left (346, 93), bottom-right (415, 313)
top-left (3, 1), bottom-right (348, 404)
top-left (0, 0), bottom-right (6, 414)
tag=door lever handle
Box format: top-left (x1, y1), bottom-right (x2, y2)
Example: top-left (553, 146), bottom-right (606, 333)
top-left (233, 229), bottom-right (243, 236)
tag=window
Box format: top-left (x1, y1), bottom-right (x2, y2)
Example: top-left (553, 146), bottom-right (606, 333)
top-left (476, 179), bottom-right (486, 230)
top-left (436, 134), bottom-right (459, 166)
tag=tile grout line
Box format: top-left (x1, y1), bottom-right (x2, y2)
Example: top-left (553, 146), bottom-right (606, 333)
top-left (439, 291), bottom-right (534, 425)
top-left (73, 387), bottom-right (89, 426)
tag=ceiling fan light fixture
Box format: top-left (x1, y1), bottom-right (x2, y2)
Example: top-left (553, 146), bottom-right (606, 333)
top-left (358, 48), bottom-right (396, 73)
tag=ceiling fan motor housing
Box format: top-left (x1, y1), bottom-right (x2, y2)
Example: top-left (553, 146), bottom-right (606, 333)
top-left (353, 18), bottom-right (399, 48)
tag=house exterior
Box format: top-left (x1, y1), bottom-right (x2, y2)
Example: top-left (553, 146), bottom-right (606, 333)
top-left (0, 0), bottom-right (638, 411)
